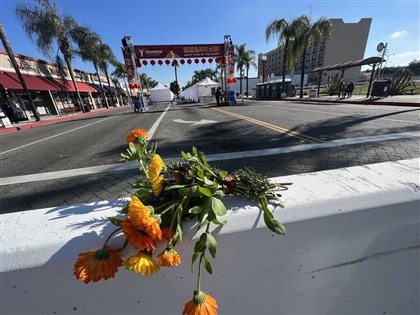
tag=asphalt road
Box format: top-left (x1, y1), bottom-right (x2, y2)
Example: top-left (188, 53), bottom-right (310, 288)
top-left (1, 100), bottom-right (419, 213)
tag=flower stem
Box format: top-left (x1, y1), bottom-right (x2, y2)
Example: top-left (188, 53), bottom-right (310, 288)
top-left (102, 227), bottom-right (122, 249)
top-left (197, 253), bottom-right (203, 292)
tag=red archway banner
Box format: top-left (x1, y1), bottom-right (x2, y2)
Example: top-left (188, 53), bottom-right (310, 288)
top-left (134, 44), bottom-right (224, 59)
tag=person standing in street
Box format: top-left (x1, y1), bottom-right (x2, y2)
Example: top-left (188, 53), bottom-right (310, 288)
top-left (215, 87), bottom-right (222, 106)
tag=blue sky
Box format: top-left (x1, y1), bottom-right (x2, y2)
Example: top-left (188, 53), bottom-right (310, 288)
top-left (1, 0), bottom-right (419, 87)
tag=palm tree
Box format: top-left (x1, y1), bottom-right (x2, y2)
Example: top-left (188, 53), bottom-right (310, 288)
top-left (74, 27), bottom-right (118, 108)
top-left (265, 17), bottom-right (297, 98)
top-left (112, 62), bottom-right (132, 100)
top-left (235, 44), bottom-right (256, 96)
top-left (242, 50), bottom-right (256, 96)
top-left (98, 43), bottom-right (118, 107)
top-left (289, 15), bottom-right (332, 98)
top-left (15, 0), bottom-right (86, 112)
top-left (235, 44), bottom-right (246, 94)
top-left (0, 22), bottom-right (41, 121)
top-left (191, 68), bottom-right (218, 84)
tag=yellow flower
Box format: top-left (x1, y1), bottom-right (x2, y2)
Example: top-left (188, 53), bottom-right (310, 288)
top-left (128, 195), bottom-right (151, 228)
top-left (157, 248), bottom-right (181, 267)
top-left (126, 128), bottom-right (148, 144)
top-left (152, 174), bottom-right (164, 196)
top-left (125, 252), bottom-right (160, 276)
top-left (149, 154), bottom-right (164, 182)
top-left (73, 247), bottom-right (123, 284)
top-left (122, 219), bottom-right (158, 251)
top-left (183, 291), bottom-right (218, 315)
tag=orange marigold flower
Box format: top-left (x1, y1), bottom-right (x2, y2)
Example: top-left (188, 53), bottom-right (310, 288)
top-left (157, 248), bottom-right (181, 267)
top-left (143, 216), bottom-right (163, 241)
top-left (125, 252), bottom-right (160, 276)
top-left (162, 226), bottom-right (175, 241)
top-left (73, 246), bottom-right (123, 284)
top-left (126, 128), bottom-right (148, 143)
top-left (149, 154), bottom-right (164, 182)
top-left (152, 174), bottom-right (164, 196)
top-left (121, 219), bottom-right (157, 251)
top-left (128, 195), bottom-right (151, 228)
top-left (183, 291), bottom-right (218, 315)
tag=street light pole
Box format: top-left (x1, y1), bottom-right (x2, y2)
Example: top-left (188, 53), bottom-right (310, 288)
top-left (261, 54), bottom-right (267, 83)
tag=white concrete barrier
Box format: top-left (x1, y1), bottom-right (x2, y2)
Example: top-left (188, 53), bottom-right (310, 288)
top-left (1, 159), bottom-right (419, 314)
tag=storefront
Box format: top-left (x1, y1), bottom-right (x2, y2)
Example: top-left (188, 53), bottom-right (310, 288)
top-left (0, 50), bottom-right (118, 119)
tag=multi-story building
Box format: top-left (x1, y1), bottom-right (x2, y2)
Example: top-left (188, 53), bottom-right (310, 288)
top-left (258, 18), bottom-right (372, 85)
top-left (0, 50), bottom-right (125, 121)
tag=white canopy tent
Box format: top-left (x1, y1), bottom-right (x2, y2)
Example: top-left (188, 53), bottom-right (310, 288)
top-left (150, 83), bottom-right (174, 103)
top-left (179, 78), bottom-right (219, 103)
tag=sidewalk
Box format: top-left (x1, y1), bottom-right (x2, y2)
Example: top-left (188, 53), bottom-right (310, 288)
top-left (283, 93), bottom-right (420, 107)
top-left (0, 105), bottom-right (129, 134)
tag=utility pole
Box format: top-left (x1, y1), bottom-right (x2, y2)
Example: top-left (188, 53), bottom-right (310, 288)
top-left (0, 23), bottom-right (41, 121)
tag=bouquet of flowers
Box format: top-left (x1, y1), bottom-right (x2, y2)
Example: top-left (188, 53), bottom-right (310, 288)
top-left (73, 128), bottom-right (290, 314)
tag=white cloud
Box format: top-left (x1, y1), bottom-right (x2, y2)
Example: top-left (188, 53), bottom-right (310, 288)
top-left (389, 30), bottom-right (408, 39)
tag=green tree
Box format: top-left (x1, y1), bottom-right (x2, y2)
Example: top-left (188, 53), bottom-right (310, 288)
top-left (72, 27), bottom-right (110, 108)
top-left (191, 68), bottom-right (218, 84)
top-left (289, 15), bottom-right (332, 98)
top-left (97, 43), bottom-right (118, 107)
top-left (234, 44), bottom-right (246, 94)
top-left (242, 49), bottom-right (256, 96)
top-left (111, 62), bottom-right (132, 100)
top-left (15, 0), bottom-right (86, 111)
top-left (169, 80), bottom-right (180, 95)
top-left (0, 22), bottom-right (41, 121)
top-left (265, 17), bottom-right (297, 98)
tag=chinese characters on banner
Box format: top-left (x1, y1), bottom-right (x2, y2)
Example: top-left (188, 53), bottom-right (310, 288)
top-left (134, 44), bottom-right (225, 59)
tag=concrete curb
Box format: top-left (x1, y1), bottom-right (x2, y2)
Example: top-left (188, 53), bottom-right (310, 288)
top-left (1, 158), bottom-right (419, 314)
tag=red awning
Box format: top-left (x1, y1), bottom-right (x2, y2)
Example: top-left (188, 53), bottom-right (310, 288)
top-left (0, 72), bottom-right (61, 91)
top-left (48, 78), bottom-right (97, 93)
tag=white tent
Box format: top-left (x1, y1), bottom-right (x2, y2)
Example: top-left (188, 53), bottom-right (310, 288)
top-left (179, 78), bottom-right (219, 103)
top-left (150, 83), bottom-right (174, 103)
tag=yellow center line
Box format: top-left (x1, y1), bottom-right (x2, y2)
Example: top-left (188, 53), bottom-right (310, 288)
top-left (212, 107), bottom-right (324, 143)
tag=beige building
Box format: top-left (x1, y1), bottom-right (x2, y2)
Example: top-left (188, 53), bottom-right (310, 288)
top-left (259, 18), bottom-right (372, 85)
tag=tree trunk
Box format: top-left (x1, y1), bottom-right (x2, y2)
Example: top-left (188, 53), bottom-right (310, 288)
top-left (105, 69), bottom-right (116, 107)
top-left (96, 69), bottom-right (109, 108)
top-left (0, 23), bottom-right (41, 121)
top-left (64, 55), bottom-right (86, 112)
top-left (246, 66), bottom-right (249, 97)
top-left (239, 68), bottom-right (243, 94)
top-left (299, 48), bottom-right (307, 98)
top-left (282, 39), bottom-right (288, 99)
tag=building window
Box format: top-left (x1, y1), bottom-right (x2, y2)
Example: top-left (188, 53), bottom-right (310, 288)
top-left (318, 60), bottom-right (323, 66)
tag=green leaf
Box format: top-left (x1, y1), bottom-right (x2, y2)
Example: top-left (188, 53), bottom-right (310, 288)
top-left (181, 151), bottom-right (190, 160)
top-left (263, 211), bottom-right (286, 235)
top-left (107, 216), bottom-right (123, 227)
top-left (189, 206), bottom-right (203, 214)
top-left (179, 186), bottom-right (198, 197)
top-left (191, 252), bottom-right (200, 273)
top-left (211, 218), bottom-right (227, 225)
top-left (203, 176), bottom-right (216, 186)
top-left (219, 170), bottom-right (228, 179)
top-left (128, 142), bottom-right (137, 154)
top-left (198, 185), bottom-right (213, 197)
top-left (203, 255), bottom-right (213, 274)
top-left (192, 146), bottom-right (198, 155)
top-left (211, 197), bottom-right (227, 216)
top-left (194, 233), bottom-right (207, 253)
top-left (120, 204), bottom-right (129, 215)
top-left (206, 233), bottom-right (217, 258)
top-left (167, 184), bottom-right (187, 190)
top-left (198, 151), bottom-right (208, 166)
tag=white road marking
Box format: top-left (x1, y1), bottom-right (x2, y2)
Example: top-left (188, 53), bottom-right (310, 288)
top-left (147, 104), bottom-right (171, 140)
top-left (262, 104), bottom-right (420, 124)
top-left (173, 119), bottom-right (217, 125)
top-left (1, 131), bottom-right (419, 186)
top-left (0, 116), bottom-right (115, 155)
